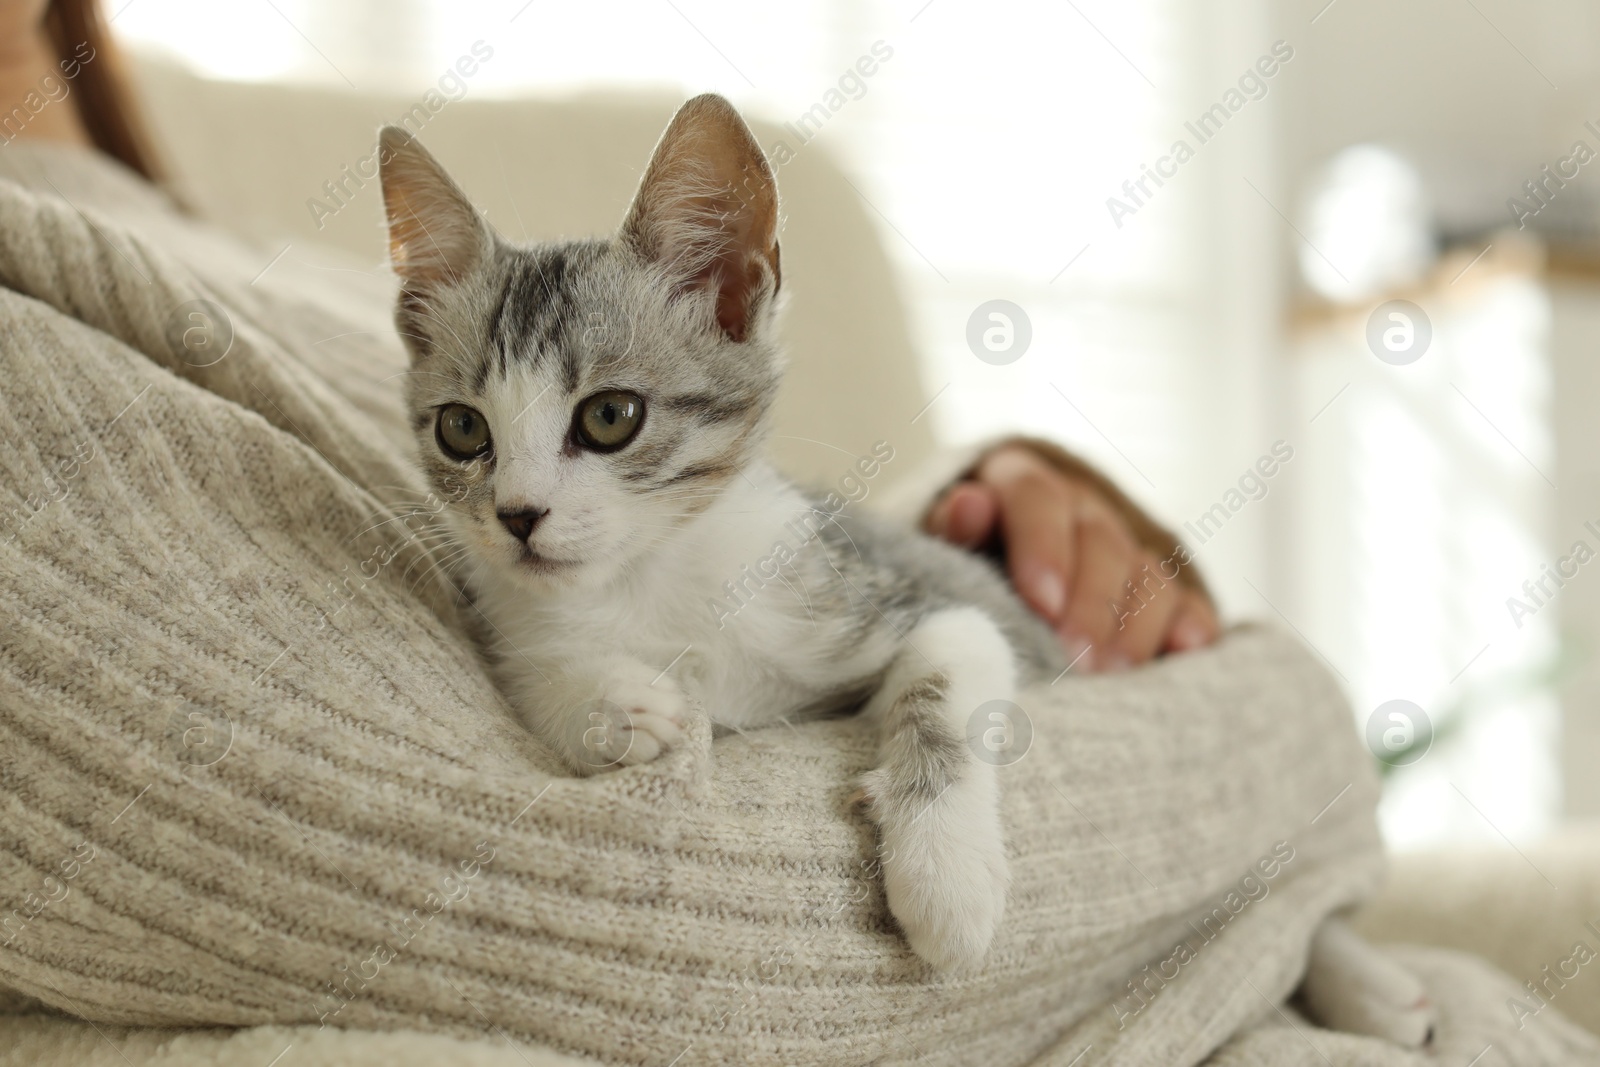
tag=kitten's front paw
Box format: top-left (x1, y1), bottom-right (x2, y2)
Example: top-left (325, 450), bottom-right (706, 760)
top-left (865, 773), bottom-right (1009, 972)
top-left (574, 668), bottom-right (688, 771)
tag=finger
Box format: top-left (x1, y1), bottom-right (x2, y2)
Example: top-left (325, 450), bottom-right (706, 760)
top-left (1164, 591), bottom-right (1221, 653)
top-left (992, 483), bottom-right (1081, 627)
top-left (1059, 520), bottom-right (1136, 666)
top-left (1105, 554), bottom-right (1184, 667)
top-left (927, 482), bottom-right (1001, 548)
top-left (977, 451), bottom-right (1083, 624)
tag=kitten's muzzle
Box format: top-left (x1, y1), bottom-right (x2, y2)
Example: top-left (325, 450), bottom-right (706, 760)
top-left (496, 505), bottom-right (548, 543)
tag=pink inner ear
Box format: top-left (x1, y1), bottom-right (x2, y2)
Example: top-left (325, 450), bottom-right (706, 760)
top-left (663, 199), bottom-right (774, 342)
top-left (694, 246), bottom-right (761, 343)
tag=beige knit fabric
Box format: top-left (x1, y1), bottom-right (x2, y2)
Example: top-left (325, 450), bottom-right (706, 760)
top-left (0, 144), bottom-right (1595, 1067)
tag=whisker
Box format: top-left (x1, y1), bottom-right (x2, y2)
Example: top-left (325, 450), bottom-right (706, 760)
top-left (406, 546), bottom-right (471, 594)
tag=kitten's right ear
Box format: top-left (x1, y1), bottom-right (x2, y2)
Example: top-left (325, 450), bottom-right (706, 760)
top-left (378, 126), bottom-right (490, 291)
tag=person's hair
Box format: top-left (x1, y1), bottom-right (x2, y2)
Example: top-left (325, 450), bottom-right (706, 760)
top-left (43, 0), bottom-right (166, 182)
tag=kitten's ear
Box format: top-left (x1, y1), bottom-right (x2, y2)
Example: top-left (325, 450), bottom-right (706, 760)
top-left (378, 126), bottom-right (490, 291)
top-left (621, 94), bottom-right (780, 342)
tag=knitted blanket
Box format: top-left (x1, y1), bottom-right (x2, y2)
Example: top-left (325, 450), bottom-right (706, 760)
top-left (0, 144), bottom-right (1594, 1067)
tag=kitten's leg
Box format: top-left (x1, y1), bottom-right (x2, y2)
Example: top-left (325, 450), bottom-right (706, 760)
top-left (858, 606), bottom-right (1015, 971)
top-left (501, 654), bottom-right (688, 775)
top-left (1300, 916), bottom-right (1437, 1047)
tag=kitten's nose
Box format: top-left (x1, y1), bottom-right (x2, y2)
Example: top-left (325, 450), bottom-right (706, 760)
top-left (496, 505), bottom-right (548, 542)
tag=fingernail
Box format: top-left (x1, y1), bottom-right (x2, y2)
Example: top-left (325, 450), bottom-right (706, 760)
top-left (1027, 567), bottom-right (1066, 619)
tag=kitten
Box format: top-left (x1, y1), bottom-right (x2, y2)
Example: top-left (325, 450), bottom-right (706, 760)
top-left (376, 93), bottom-right (1436, 1037)
top-left (377, 94), bottom-right (1059, 970)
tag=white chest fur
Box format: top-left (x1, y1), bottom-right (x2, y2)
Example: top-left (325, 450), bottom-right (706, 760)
top-left (471, 465), bottom-right (897, 731)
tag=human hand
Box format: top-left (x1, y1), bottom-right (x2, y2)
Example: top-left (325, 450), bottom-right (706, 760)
top-left (925, 444), bottom-right (1219, 671)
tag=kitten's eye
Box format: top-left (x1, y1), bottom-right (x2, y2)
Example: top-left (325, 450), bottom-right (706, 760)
top-left (436, 403), bottom-right (492, 461)
top-left (574, 390), bottom-right (645, 451)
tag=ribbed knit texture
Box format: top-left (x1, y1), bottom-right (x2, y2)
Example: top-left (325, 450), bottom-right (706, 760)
top-left (0, 144), bottom-right (1595, 1066)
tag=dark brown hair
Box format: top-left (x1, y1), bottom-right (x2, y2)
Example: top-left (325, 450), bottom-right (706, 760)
top-left (42, 0), bottom-right (165, 182)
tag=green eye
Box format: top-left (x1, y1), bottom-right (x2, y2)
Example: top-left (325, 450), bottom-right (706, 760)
top-left (436, 403), bottom-right (491, 460)
top-left (574, 390), bottom-right (645, 451)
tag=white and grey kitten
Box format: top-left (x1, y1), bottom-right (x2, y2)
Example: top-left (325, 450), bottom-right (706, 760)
top-left (376, 92), bottom-right (1438, 1035)
top-left (377, 95), bottom-right (1057, 970)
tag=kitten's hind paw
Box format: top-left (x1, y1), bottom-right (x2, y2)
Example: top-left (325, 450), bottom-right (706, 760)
top-left (1301, 916), bottom-right (1438, 1048)
top-left (863, 770), bottom-right (1009, 972)
top-left (858, 606), bottom-right (1016, 972)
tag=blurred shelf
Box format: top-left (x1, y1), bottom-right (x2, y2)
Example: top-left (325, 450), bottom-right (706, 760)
top-left (1287, 232), bottom-right (1568, 338)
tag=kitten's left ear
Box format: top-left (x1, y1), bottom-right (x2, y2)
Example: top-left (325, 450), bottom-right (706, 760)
top-left (621, 94), bottom-right (780, 342)
top-left (378, 126), bottom-right (491, 292)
